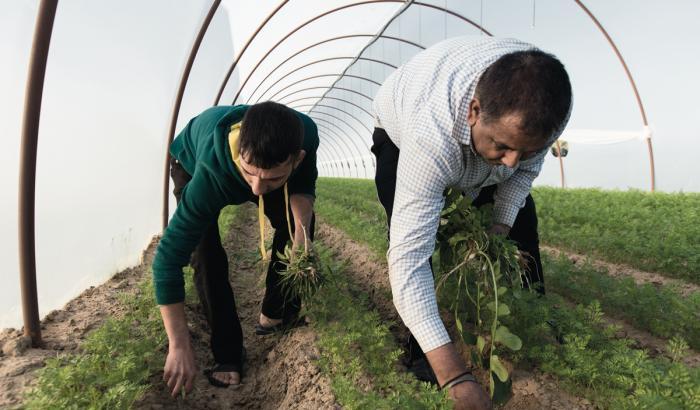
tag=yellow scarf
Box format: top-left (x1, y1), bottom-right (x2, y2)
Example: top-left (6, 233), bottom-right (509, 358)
top-left (228, 122), bottom-right (293, 260)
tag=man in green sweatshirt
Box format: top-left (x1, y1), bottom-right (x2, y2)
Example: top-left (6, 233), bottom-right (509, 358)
top-left (153, 101), bottom-right (319, 395)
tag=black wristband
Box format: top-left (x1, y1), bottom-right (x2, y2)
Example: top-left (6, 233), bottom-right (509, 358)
top-left (440, 370), bottom-right (475, 390)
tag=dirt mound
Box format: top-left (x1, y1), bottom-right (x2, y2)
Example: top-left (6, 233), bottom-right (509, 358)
top-left (317, 221), bottom-right (593, 410)
top-left (0, 240), bottom-right (157, 408)
top-left (542, 245), bottom-right (700, 296)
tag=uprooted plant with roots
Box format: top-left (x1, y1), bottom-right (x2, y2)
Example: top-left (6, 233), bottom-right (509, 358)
top-left (277, 226), bottom-right (325, 303)
top-left (435, 189), bottom-right (532, 402)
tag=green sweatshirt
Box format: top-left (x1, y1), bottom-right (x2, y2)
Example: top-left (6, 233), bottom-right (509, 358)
top-left (152, 105), bottom-right (319, 305)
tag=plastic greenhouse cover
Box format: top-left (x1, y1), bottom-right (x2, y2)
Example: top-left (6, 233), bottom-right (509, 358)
top-left (2, 0), bottom-right (700, 329)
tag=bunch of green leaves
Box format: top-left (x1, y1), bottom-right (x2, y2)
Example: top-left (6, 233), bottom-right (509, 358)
top-left (434, 189), bottom-right (526, 402)
top-left (533, 187), bottom-right (700, 282)
top-left (277, 226), bottom-right (325, 302)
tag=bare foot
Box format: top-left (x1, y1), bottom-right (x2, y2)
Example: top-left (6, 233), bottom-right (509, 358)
top-left (211, 370), bottom-right (240, 386)
top-left (259, 313), bottom-right (282, 327)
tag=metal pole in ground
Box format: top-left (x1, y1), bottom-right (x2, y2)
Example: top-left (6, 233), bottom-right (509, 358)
top-left (18, 0), bottom-right (60, 347)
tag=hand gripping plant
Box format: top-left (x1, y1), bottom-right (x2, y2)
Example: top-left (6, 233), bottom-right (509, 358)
top-left (277, 226), bottom-right (324, 303)
top-left (435, 190), bottom-right (528, 401)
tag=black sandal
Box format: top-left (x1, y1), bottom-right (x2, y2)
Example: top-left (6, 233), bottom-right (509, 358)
top-left (203, 347), bottom-right (246, 388)
top-left (254, 316), bottom-right (307, 335)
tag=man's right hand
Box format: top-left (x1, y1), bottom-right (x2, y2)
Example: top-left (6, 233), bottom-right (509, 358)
top-left (159, 303), bottom-right (196, 397)
top-left (449, 380), bottom-right (492, 410)
top-left (163, 344), bottom-right (197, 397)
top-left (425, 343), bottom-right (493, 410)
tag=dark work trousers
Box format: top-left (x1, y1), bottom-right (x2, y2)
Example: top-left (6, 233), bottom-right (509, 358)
top-left (370, 127), bottom-right (544, 363)
top-left (170, 158), bottom-right (315, 366)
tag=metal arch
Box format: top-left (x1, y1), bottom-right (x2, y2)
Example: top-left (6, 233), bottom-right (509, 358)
top-left (307, 109), bottom-right (376, 176)
top-left (213, 0), bottom-right (290, 104)
top-left (313, 123), bottom-right (354, 177)
top-left (285, 95), bottom-right (373, 118)
top-left (311, 116), bottom-right (367, 160)
top-left (308, 1), bottom-right (492, 114)
top-left (316, 124), bottom-right (358, 177)
top-left (276, 86), bottom-right (374, 105)
top-left (315, 130), bottom-right (348, 177)
top-left (573, 0), bottom-right (655, 191)
top-left (18, 0), bottom-right (58, 347)
top-left (228, 0), bottom-right (490, 105)
top-left (313, 120), bottom-right (364, 165)
top-left (314, 122), bottom-right (362, 178)
top-left (267, 73), bottom-right (381, 102)
top-left (303, 109), bottom-right (371, 144)
top-left (243, 33), bottom-right (424, 103)
top-left (292, 103), bottom-right (372, 134)
top-left (309, 116), bottom-right (370, 176)
top-left (230, 0), bottom-right (411, 105)
top-left (163, 0), bottom-right (221, 230)
top-left (252, 56), bottom-right (396, 104)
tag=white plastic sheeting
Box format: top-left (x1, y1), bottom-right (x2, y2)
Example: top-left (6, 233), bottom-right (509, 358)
top-left (2, 0), bottom-right (700, 329)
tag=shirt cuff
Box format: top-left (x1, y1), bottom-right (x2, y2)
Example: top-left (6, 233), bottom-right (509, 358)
top-left (492, 201), bottom-right (521, 228)
top-left (409, 315), bottom-right (452, 353)
top-left (153, 275), bottom-right (185, 305)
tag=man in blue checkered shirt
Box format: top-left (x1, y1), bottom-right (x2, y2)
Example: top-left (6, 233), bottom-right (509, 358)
top-left (372, 37), bottom-right (572, 409)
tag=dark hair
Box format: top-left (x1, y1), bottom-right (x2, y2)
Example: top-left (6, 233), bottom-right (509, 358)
top-left (475, 50), bottom-right (572, 140)
top-left (239, 101), bottom-right (304, 168)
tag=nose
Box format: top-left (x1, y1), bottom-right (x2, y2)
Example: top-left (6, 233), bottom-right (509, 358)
top-left (251, 178), bottom-right (265, 196)
top-left (501, 150), bottom-right (522, 168)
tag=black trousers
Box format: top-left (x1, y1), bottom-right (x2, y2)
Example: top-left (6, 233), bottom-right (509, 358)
top-left (370, 128), bottom-right (543, 361)
top-left (170, 158), bottom-right (314, 366)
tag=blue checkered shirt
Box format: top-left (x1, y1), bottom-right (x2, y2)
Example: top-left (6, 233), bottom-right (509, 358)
top-left (372, 37), bottom-right (570, 353)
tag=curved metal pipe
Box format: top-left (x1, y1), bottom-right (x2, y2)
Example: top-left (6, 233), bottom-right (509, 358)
top-left (292, 103), bottom-right (372, 136)
top-left (310, 116), bottom-right (370, 177)
top-left (573, 0), bottom-right (654, 191)
top-left (285, 95), bottom-right (373, 118)
top-left (243, 33), bottom-right (424, 104)
top-left (315, 124), bottom-right (351, 177)
top-left (163, 0), bottom-right (221, 230)
top-left (309, 112), bottom-right (373, 176)
top-left (267, 73), bottom-right (380, 102)
top-left (312, 117), bottom-right (366, 159)
top-left (253, 56), bottom-right (396, 104)
top-left (304, 109), bottom-right (371, 144)
top-left (315, 122), bottom-right (361, 177)
top-left (18, 0), bottom-right (59, 347)
top-left (276, 86), bottom-right (374, 105)
top-left (214, 0), bottom-right (289, 104)
top-left (308, 1), bottom-right (490, 113)
top-left (317, 124), bottom-right (358, 177)
top-left (230, 0), bottom-right (408, 105)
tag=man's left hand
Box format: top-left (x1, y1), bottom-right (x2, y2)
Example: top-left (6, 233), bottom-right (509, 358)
top-left (487, 223), bottom-right (511, 236)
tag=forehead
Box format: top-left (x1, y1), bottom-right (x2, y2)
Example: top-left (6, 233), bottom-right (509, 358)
top-left (487, 114), bottom-right (545, 151)
top-left (239, 155), bottom-right (290, 179)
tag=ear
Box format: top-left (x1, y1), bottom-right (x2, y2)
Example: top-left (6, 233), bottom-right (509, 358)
top-left (467, 98), bottom-right (480, 127)
top-left (293, 150), bottom-right (306, 168)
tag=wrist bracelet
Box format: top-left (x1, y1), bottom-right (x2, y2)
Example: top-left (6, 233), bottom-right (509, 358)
top-left (441, 371), bottom-right (476, 389)
top-left (440, 371), bottom-right (476, 390)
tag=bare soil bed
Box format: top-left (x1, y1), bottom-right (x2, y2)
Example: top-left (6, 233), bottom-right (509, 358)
top-left (542, 245), bottom-right (700, 296)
